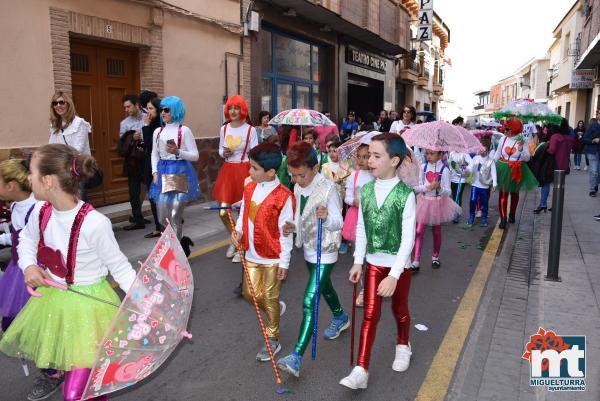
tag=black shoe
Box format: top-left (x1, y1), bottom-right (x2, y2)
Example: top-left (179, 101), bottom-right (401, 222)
top-left (590, 192), bottom-right (597, 197)
top-left (533, 207), bottom-right (547, 214)
top-left (123, 223), bottom-right (145, 231)
top-left (508, 215), bottom-right (516, 224)
top-left (594, 214), bottom-right (600, 221)
top-left (234, 282), bottom-right (243, 297)
top-left (499, 218), bottom-right (507, 229)
top-left (144, 230), bottom-right (162, 239)
top-left (410, 264), bottom-right (420, 273)
top-left (28, 372), bottom-right (63, 401)
top-left (432, 259), bottom-right (441, 269)
top-left (452, 218), bottom-right (459, 224)
top-left (180, 236), bottom-right (194, 257)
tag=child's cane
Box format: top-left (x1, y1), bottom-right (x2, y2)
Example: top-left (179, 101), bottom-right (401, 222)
top-left (226, 210), bottom-right (282, 385)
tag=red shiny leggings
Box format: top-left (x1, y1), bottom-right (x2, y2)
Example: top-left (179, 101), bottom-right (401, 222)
top-left (357, 265), bottom-right (411, 371)
top-left (413, 223), bottom-right (442, 263)
top-left (498, 191), bottom-right (519, 219)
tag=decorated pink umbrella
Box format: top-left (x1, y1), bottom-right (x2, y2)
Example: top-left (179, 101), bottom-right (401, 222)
top-left (79, 223), bottom-right (194, 400)
top-left (401, 121), bottom-right (484, 154)
top-left (337, 130), bottom-right (381, 161)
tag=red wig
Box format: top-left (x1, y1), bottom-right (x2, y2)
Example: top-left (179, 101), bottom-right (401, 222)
top-left (224, 95), bottom-right (249, 122)
top-left (503, 119), bottom-right (523, 136)
top-left (286, 141), bottom-right (318, 168)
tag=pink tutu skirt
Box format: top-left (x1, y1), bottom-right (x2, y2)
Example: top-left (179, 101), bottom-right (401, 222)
top-left (416, 194), bottom-right (461, 226)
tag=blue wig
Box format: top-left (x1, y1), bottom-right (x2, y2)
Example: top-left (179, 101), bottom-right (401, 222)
top-left (160, 96), bottom-right (186, 123)
top-left (249, 143), bottom-right (283, 172)
top-left (372, 133), bottom-right (408, 167)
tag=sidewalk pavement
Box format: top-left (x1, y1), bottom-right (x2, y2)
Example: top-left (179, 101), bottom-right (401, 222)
top-left (449, 169), bottom-right (600, 400)
top-left (110, 200), bottom-right (230, 264)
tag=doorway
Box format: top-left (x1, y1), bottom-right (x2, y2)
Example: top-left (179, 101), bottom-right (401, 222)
top-left (70, 38), bottom-right (140, 206)
top-left (347, 73), bottom-right (383, 124)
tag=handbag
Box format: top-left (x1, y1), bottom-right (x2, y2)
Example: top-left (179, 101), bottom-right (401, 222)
top-left (342, 171), bottom-right (360, 242)
top-left (62, 133), bottom-right (103, 189)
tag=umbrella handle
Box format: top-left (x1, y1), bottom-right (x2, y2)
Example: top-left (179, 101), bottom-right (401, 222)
top-left (27, 278), bottom-right (68, 297)
top-left (311, 218), bottom-right (323, 360)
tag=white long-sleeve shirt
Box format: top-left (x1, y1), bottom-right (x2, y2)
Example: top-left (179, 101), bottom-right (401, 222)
top-left (18, 201), bottom-right (136, 292)
top-left (235, 178), bottom-right (294, 269)
top-left (389, 120), bottom-right (414, 134)
top-left (353, 177), bottom-right (416, 278)
top-left (293, 173), bottom-right (344, 264)
top-left (151, 123), bottom-right (199, 173)
top-left (448, 152), bottom-right (473, 183)
top-left (218, 123), bottom-right (259, 162)
top-left (494, 135), bottom-right (531, 162)
top-left (0, 194), bottom-right (37, 247)
top-left (344, 169), bottom-right (375, 206)
top-left (48, 116), bottom-right (91, 155)
top-left (468, 155), bottom-right (498, 189)
top-left (414, 160), bottom-right (451, 197)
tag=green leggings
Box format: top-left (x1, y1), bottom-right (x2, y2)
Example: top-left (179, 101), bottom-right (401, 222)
top-left (294, 261), bottom-right (344, 356)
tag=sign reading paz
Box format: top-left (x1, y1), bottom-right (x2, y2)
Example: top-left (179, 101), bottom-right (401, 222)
top-left (418, 0), bottom-right (433, 41)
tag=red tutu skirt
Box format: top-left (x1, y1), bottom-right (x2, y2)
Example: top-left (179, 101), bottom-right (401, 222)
top-left (416, 194), bottom-right (461, 226)
top-left (212, 161), bottom-right (250, 204)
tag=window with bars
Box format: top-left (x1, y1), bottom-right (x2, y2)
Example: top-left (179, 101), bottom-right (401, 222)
top-left (106, 58), bottom-right (125, 76)
top-left (71, 53), bottom-right (89, 72)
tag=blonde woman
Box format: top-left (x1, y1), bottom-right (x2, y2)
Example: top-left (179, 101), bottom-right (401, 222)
top-left (48, 92), bottom-right (92, 200)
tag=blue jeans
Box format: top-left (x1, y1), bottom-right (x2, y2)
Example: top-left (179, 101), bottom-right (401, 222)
top-left (574, 153), bottom-right (582, 167)
top-left (588, 152), bottom-right (600, 192)
top-left (540, 183), bottom-right (551, 208)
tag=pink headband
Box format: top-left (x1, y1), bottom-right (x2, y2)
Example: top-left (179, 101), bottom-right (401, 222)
top-left (71, 158), bottom-right (79, 177)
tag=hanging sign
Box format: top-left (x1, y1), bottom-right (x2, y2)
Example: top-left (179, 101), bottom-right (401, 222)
top-left (418, 0), bottom-right (433, 41)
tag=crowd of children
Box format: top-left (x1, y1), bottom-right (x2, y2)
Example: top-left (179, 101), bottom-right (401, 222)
top-left (0, 89), bottom-right (532, 399)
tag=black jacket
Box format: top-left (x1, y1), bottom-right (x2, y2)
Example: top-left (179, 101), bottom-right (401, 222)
top-left (142, 119), bottom-right (162, 185)
top-left (118, 130), bottom-right (145, 178)
top-left (582, 121), bottom-right (600, 154)
top-left (528, 142), bottom-right (555, 186)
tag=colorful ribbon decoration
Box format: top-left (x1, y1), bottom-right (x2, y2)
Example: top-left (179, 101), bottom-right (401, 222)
top-left (226, 210), bottom-right (282, 385)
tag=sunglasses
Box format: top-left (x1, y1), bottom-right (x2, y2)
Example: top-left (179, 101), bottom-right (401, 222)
top-left (161, 108), bottom-right (171, 113)
top-left (52, 100), bottom-right (66, 106)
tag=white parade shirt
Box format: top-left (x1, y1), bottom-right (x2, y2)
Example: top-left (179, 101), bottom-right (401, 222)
top-left (344, 169), bottom-right (375, 206)
top-left (414, 160), bottom-right (451, 197)
top-left (235, 178), bottom-right (294, 269)
top-left (151, 123), bottom-right (199, 173)
top-left (293, 173), bottom-right (344, 264)
top-left (353, 177), bottom-right (416, 278)
top-left (18, 201), bottom-right (136, 292)
top-left (468, 155), bottom-right (498, 189)
top-left (448, 152), bottom-right (473, 183)
top-left (494, 136), bottom-right (531, 162)
top-left (218, 123), bottom-right (259, 163)
top-left (0, 194), bottom-right (37, 246)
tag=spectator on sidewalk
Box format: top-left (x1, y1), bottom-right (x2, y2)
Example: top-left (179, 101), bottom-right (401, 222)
top-left (139, 90), bottom-right (157, 114)
top-left (582, 113), bottom-right (600, 197)
top-left (120, 94), bottom-right (146, 230)
top-left (340, 111), bottom-right (358, 141)
top-left (255, 111), bottom-right (277, 143)
top-left (390, 105), bottom-right (416, 134)
top-left (142, 96), bottom-right (163, 238)
top-left (573, 120), bottom-right (586, 170)
top-left (48, 91), bottom-right (92, 201)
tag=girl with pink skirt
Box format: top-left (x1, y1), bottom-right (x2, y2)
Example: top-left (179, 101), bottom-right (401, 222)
top-left (411, 149), bottom-right (460, 271)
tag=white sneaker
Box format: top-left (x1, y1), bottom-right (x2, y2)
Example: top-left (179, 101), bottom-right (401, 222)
top-left (475, 210), bottom-right (482, 218)
top-left (584, 166), bottom-right (588, 171)
top-left (226, 244), bottom-right (236, 258)
top-left (231, 252), bottom-right (241, 263)
top-left (392, 343), bottom-right (412, 372)
top-left (339, 366), bottom-right (368, 389)
top-left (279, 301), bottom-right (286, 317)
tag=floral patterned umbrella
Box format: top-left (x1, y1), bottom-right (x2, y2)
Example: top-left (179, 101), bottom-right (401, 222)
top-left (81, 223), bottom-right (193, 400)
top-left (268, 109), bottom-right (335, 126)
top-left (401, 121), bottom-right (484, 153)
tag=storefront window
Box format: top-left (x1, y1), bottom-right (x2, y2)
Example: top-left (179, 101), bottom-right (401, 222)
top-left (275, 35), bottom-right (310, 80)
top-left (261, 77), bottom-right (272, 112)
top-left (277, 82), bottom-right (293, 111)
top-left (261, 31), bottom-right (272, 73)
top-left (262, 28), bottom-right (327, 114)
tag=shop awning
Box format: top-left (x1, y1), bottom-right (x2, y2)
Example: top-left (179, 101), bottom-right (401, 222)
top-left (576, 31), bottom-right (600, 69)
top-left (263, 0), bottom-right (406, 55)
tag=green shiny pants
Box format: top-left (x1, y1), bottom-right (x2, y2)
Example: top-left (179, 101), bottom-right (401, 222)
top-left (293, 261), bottom-right (344, 356)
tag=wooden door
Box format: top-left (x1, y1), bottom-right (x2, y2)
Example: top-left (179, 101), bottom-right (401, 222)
top-left (70, 39), bottom-right (140, 206)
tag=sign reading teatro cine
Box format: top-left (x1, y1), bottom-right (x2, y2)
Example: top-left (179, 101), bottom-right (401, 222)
top-left (346, 46), bottom-right (387, 73)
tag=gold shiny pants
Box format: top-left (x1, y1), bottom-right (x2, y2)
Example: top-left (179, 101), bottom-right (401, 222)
top-left (242, 262), bottom-right (281, 339)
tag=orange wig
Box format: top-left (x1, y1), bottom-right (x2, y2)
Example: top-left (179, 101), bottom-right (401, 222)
top-left (224, 95), bottom-right (249, 122)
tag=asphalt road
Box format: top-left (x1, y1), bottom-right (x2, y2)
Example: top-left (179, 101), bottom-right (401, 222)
top-left (0, 199), bottom-right (498, 401)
